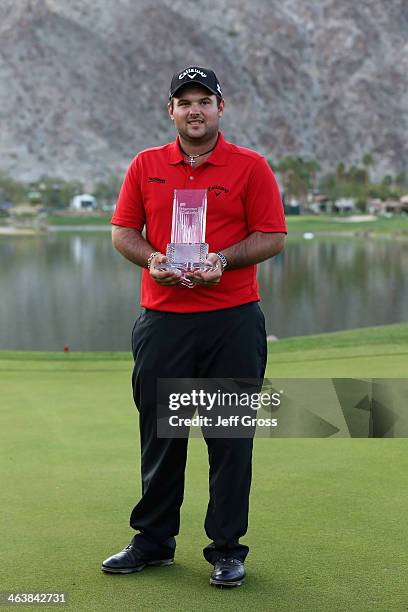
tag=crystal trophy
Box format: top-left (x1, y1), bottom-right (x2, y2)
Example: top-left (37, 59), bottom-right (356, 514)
top-left (155, 189), bottom-right (217, 287)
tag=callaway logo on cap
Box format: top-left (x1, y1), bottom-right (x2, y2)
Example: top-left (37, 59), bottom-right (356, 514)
top-left (169, 66), bottom-right (223, 99)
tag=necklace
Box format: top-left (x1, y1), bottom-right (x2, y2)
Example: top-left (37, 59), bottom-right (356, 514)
top-left (179, 140), bottom-right (217, 167)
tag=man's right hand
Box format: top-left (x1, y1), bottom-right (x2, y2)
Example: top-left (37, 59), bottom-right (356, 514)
top-left (149, 254), bottom-right (182, 286)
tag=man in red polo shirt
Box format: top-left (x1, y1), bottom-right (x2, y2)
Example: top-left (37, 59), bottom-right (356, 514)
top-left (102, 66), bottom-right (286, 587)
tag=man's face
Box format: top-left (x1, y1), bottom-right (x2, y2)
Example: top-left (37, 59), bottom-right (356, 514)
top-left (168, 85), bottom-right (224, 143)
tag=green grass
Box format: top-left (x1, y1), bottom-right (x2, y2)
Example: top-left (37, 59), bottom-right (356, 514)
top-left (286, 214), bottom-right (408, 236)
top-left (2, 323), bottom-right (406, 377)
top-left (46, 215), bottom-right (112, 225)
top-left (266, 322), bottom-right (408, 377)
top-left (26, 213), bottom-right (408, 236)
top-left (1, 324), bottom-right (407, 611)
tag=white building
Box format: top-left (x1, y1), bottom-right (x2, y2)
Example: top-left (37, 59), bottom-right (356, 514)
top-left (333, 198), bottom-right (355, 213)
top-left (70, 194), bottom-right (97, 211)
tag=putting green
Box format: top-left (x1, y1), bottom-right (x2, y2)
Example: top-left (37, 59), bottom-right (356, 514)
top-left (1, 324), bottom-right (407, 611)
top-left (285, 214), bottom-right (408, 236)
top-left (266, 322), bottom-right (408, 378)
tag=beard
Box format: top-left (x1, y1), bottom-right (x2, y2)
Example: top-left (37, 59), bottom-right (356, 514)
top-left (177, 120), bottom-right (219, 145)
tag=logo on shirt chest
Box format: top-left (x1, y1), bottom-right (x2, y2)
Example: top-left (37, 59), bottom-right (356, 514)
top-left (208, 185), bottom-right (230, 197)
top-left (148, 177), bottom-right (166, 184)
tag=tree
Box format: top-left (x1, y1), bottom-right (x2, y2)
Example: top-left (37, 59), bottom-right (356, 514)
top-left (348, 165), bottom-right (367, 185)
top-left (92, 175), bottom-right (122, 206)
top-left (381, 175), bottom-right (393, 188)
top-left (277, 156), bottom-right (320, 201)
top-left (362, 153), bottom-right (374, 185)
top-left (36, 176), bottom-right (84, 208)
top-left (395, 171), bottom-right (407, 191)
top-left (362, 153), bottom-right (374, 168)
top-left (0, 171), bottom-right (26, 204)
top-left (336, 162), bottom-right (346, 182)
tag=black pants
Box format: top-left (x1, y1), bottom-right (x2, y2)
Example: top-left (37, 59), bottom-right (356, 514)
top-left (129, 302), bottom-right (267, 564)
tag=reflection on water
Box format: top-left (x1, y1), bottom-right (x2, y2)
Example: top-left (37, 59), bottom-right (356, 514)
top-left (259, 238), bottom-right (407, 338)
top-left (0, 234), bottom-right (407, 350)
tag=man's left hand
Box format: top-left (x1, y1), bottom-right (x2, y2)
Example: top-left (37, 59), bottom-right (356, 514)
top-left (184, 253), bottom-right (222, 286)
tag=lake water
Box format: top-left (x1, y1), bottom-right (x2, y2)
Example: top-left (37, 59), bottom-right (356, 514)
top-left (0, 233), bottom-right (407, 351)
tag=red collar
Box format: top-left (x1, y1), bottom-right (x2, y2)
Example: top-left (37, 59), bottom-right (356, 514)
top-left (168, 131), bottom-right (229, 166)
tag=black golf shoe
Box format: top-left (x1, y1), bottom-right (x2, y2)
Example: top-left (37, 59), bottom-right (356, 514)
top-left (210, 558), bottom-right (245, 587)
top-left (101, 538), bottom-right (174, 574)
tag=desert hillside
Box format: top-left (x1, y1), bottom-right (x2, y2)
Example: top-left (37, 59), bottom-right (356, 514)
top-left (0, 0), bottom-right (406, 183)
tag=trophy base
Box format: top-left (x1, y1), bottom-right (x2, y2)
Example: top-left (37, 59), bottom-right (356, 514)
top-left (155, 262), bottom-right (217, 273)
top-left (154, 243), bottom-right (217, 288)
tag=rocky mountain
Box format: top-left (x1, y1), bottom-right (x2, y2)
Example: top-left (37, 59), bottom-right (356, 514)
top-left (0, 0), bottom-right (407, 184)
